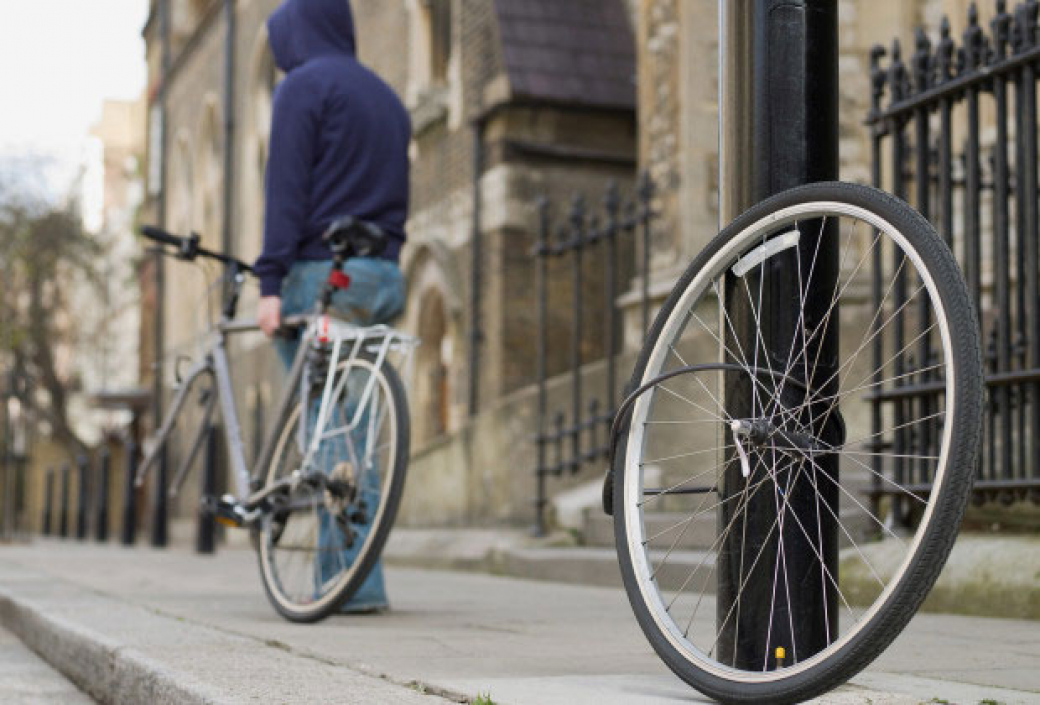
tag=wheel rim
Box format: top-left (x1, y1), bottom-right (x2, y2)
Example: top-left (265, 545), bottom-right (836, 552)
top-left (260, 358), bottom-right (398, 615)
top-left (621, 201), bottom-right (959, 682)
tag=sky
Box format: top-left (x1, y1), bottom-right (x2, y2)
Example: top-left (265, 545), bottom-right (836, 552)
top-left (0, 0), bottom-right (149, 199)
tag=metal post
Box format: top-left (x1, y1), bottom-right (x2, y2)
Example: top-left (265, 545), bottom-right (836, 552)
top-left (151, 0), bottom-right (172, 549)
top-left (570, 196), bottom-right (586, 476)
top-left (197, 424), bottom-right (217, 554)
top-left (605, 183), bottom-right (620, 416)
top-left (962, 6), bottom-right (986, 483)
top-left (42, 468), bottom-right (54, 535)
top-left (222, 0), bottom-right (236, 257)
top-left (95, 447), bottom-right (110, 542)
top-left (991, 4), bottom-right (1014, 481)
top-left (963, 5), bottom-right (984, 313)
top-left (122, 439), bottom-right (138, 546)
top-left (76, 454), bottom-right (90, 540)
top-left (868, 45), bottom-right (886, 518)
top-left (718, 0), bottom-right (839, 669)
top-left (639, 173), bottom-right (653, 339)
top-left (912, 28), bottom-right (933, 487)
top-left (1017, 2), bottom-right (1040, 488)
top-left (534, 198), bottom-right (550, 537)
top-left (889, 40), bottom-right (909, 523)
top-left (1, 391), bottom-right (12, 540)
top-left (59, 464), bottom-right (69, 538)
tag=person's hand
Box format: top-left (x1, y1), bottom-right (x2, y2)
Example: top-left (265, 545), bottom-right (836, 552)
top-left (258, 296), bottom-right (282, 338)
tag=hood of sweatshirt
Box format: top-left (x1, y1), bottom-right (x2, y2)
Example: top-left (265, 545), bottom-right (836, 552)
top-left (267, 0), bottom-right (356, 73)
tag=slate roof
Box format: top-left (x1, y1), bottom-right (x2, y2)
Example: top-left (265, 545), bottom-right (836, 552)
top-left (494, 0), bottom-right (636, 111)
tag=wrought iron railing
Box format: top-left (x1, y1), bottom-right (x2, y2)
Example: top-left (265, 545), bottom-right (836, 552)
top-left (867, 0), bottom-right (1040, 510)
top-left (531, 174), bottom-right (655, 534)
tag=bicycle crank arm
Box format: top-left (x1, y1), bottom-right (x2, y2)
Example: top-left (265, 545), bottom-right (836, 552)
top-left (241, 469), bottom-right (346, 511)
top-left (241, 476), bottom-right (296, 509)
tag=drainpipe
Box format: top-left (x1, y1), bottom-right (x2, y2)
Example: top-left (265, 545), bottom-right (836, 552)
top-left (222, 0), bottom-right (236, 256)
top-left (150, 0), bottom-right (172, 548)
top-left (468, 119), bottom-right (485, 417)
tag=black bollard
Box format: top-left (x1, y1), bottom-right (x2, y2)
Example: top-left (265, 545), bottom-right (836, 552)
top-left (121, 440), bottom-right (137, 546)
top-left (76, 454), bottom-right (90, 540)
top-left (95, 448), bottom-right (110, 542)
top-left (151, 449), bottom-right (168, 548)
top-left (58, 464), bottom-right (70, 538)
top-left (196, 424), bottom-right (217, 554)
top-left (42, 468), bottom-right (54, 535)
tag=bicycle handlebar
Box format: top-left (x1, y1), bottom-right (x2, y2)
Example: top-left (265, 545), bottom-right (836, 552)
top-left (140, 225), bottom-right (185, 248)
top-left (139, 225), bottom-right (255, 274)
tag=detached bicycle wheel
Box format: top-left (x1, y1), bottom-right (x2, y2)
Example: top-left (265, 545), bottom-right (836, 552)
top-left (258, 354), bottom-right (409, 623)
top-left (613, 182), bottom-right (982, 703)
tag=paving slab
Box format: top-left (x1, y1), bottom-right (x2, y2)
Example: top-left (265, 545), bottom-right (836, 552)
top-left (0, 540), bottom-right (1038, 705)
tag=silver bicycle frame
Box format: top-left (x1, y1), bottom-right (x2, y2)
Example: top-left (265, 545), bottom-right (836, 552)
top-left (137, 312), bottom-right (417, 505)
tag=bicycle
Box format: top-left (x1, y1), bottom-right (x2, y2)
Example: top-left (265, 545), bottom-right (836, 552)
top-left (605, 182), bottom-right (983, 703)
top-left (135, 218), bottom-right (417, 623)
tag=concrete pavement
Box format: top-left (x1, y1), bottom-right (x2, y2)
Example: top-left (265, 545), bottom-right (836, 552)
top-left (0, 540), bottom-right (1037, 704)
top-left (0, 626), bottom-right (94, 704)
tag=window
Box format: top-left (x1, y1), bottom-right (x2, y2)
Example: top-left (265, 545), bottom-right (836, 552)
top-left (241, 41), bottom-right (279, 264)
top-left (196, 104), bottom-right (222, 250)
top-left (408, 0), bottom-right (457, 130)
top-left (425, 0), bottom-right (453, 85)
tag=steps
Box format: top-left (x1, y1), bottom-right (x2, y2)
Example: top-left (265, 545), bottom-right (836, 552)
top-left (582, 509), bottom-right (717, 550)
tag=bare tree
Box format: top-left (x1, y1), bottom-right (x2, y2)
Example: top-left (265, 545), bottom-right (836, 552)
top-left (0, 181), bottom-right (105, 458)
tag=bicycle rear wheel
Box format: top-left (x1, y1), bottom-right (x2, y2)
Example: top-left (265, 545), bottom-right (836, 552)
top-left (258, 353), bottom-right (409, 623)
top-left (614, 182), bottom-right (982, 703)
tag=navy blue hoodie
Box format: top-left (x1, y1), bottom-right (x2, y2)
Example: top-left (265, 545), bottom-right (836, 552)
top-left (255, 0), bottom-right (411, 297)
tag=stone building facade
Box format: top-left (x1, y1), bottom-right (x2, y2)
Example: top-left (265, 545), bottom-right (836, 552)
top-left (139, 0), bottom-right (637, 531)
top-left (135, 0), bottom-right (995, 534)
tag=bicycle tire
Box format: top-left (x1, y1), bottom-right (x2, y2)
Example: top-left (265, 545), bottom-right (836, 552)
top-left (613, 182), bottom-right (982, 703)
top-left (258, 353), bottom-right (410, 623)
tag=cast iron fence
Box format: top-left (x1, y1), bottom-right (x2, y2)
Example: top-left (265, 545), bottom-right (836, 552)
top-left (867, 0), bottom-right (1040, 513)
top-left (532, 174), bottom-right (655, 535)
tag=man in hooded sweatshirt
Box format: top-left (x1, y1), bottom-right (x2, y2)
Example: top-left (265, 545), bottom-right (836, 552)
top-left (255, 0), bottom-right (411, 613)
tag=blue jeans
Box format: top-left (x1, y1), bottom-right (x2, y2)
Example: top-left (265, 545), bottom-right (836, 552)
top-left (275, 258), bottom-right (405, 612)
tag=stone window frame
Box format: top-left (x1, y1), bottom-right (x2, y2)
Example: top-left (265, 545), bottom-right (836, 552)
top-left (169, 131), bottom-right (195, 242)
top-left (406, 0), bottom-right (463, 134)
top-left (241, 30), bottom-right (281, 265)
top-left (194, 96), bottom-right (223, 252)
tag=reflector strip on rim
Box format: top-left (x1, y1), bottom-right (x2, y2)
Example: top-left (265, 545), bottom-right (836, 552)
top-left (732, 229), bottom-right (801, 277)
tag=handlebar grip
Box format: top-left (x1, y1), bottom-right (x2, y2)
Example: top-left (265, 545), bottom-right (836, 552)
top-left (140, 225), bottom-right (185, 248)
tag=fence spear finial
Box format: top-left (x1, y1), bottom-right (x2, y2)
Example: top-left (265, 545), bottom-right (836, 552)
top-left (870, 44), bottom-right (888, 116)
top-left (913, 27), bottom-right (933, 91)
top-left (993, 0), bottom-right (1012, 59)
top-left (963, 2), bottom-right (987, 70)
top-left (889, 39), bottom-right (908, 102)
top-left (1025, 1), bottom-right (1039, 48)
top-left (937, 17), bottom-right (955, 82)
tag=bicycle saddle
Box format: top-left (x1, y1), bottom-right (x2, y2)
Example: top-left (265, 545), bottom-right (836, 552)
top-left (322, 216), bottom-right (388, 259)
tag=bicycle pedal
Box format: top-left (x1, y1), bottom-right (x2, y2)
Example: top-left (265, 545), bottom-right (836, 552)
top-left (202, 494), bottom-right (248, 528)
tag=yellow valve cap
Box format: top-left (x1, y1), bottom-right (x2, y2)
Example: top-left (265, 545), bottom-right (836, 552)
top-left (775, 647), bottom-right (786, 660)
